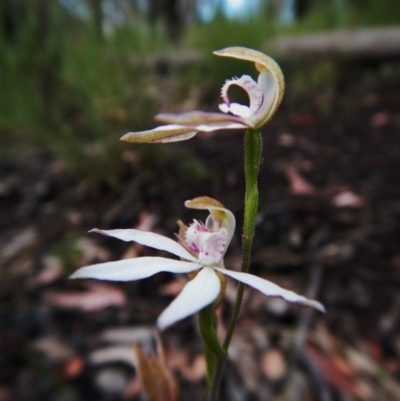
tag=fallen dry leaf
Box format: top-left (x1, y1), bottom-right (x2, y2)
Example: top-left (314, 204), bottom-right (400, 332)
top-left (138, 349), bottom-right (177, 401)
top-left (178, 354), bottom-right (206, 383)
top-left (135, 345), bottom-right (162, 401)
top-left (100, 326), bottom-right (153, 344)
top-left (134, 333), bottom-right (179, 401)
top-left (136, 211), bottom-right (157, 232)
top-left (94, 367), bottom-right (130, 396)
top-left (278, 132), bottom-right (296, 147)
top-left (370, 111), bottom-right (390, 127)
top-left (27, 255), bottom-right (63, 288)
top-left (62, 356), bottom-right (85, 378)
top-left (31, 337), bottom-right (75, 362)
top-left (164, 349), bottom-right (188, 372)
top-left (261, 348), bottom-right (286, 381)
top-left (355, 378), bottom-right (375, 401)
top-left (46, 281), bottom-right (126, 311)
top-left (297, 136), bottom-right (319, 153)
top-left (121, 211), bottom-right (157, 260)
top-left (284, 164), bottom-right (315, 196)
top-left (77, 237), bottom-right (110, 264)
top-left (307, 344), bottom-right (357, 396)
top-left (159, 277), bottom-right (187, 296)
top-left (89, 346), bottom-right (137, 367)
top-left (289, 112), bottom-right (316, 125)
top-left (2, 227), bottom-right (36, 260)
top-left (332, 190), bottom-right (364, 208)
top-left (124, 376), bottom-right (142, 399)
top-left (331, 353), bottom-right (356, 378)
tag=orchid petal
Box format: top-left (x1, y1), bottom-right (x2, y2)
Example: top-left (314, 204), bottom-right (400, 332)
top-left (185, 197), bottom-right (236, 255)
top-left (213, 47), bottom-right (284, 92)
top-left (155, 111), bottom-right (246, 126)
top-left (214, 267), bottom-right (325, 312)
top-left (213, 46), bottom-right (285, 128)
top-left (157, 267), bottom-right (221, 330)
top-left (188, 122), bottom-right (247, 132)
top-left (90, 228), bottom-right (198, 262)
top-left (70, 257), bottom-right (202, 281)
top-left (152, 132), bottom-right (197, 143)
top-left (121, 125), bottom-right (197, 144)
top-left (251, 70), bottom-right (279, 127)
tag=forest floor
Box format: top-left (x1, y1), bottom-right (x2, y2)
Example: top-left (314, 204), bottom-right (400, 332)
top-left (1, 59), bottom-right (400, 401)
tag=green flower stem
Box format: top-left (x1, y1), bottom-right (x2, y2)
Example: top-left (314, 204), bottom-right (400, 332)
top-left (224, 128), bottom-right (261, 348)
top-left (199, 304), bottom-right (226, 386)
top-left (207, 129), bottom-right (262, 401)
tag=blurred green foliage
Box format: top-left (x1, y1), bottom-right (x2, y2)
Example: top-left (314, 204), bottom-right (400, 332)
top-left (1, 0), bottom-right (399, 179)
top-left (281, 0), bottom-right (400, 33)
top-left (51, 231), bottom-right (82, 273)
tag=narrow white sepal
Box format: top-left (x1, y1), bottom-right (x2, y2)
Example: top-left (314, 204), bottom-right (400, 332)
top-left (70, 257), bottom-right (202, 281)
top-left (157, 267), bottom-right (221, 330)
top-left (90, 229), bottom-right (198, 262)
top-left (214, 267), bottom-right (325, 312)
top-left (154, 132), bottom-right (197, 142)
top-left (120, 124), bottom-right (197, 143)
top-left (187, 122), bottom-right (247, 132)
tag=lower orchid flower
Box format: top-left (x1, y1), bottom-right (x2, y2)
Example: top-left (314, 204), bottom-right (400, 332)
top-left (70, 197), bottom-right (324, 330)
top-left (120, 47), bottom-right (285, 144)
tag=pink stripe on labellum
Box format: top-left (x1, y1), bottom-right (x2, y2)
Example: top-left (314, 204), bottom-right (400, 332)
top-left (219, 75), bottom-right (263, 118)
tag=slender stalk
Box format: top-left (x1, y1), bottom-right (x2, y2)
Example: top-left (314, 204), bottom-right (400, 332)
top-left (203, 342), bottom-right (215, 387)
top-left (207, 129), bottom-right (262, 401)
top-left (199, 304), bottom-right (226, 387)
top-left (224, 128), bottom-right (262, 349)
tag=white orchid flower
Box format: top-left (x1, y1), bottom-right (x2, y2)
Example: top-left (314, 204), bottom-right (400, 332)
top-left (70, 197), bottom-right (324, 330)
top-left (120, 47), bottom-right (285, 144)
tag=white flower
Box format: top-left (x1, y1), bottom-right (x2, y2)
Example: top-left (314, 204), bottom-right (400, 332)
top-left (120, 47), bottom-right (285, 144)
top-left (70, 197), bottom-right (324, 330)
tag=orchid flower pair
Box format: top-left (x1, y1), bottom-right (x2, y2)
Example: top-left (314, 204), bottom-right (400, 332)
top-left (120, 47), bottom-right (285, 144)
top-left (71, 197), bottom-right (324, 330)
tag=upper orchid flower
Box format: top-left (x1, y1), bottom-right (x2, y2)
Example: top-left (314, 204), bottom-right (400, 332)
top-left (120, 47), bottom-right (285, 144)
top-left (70, 197), bottom-right (323, 330)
